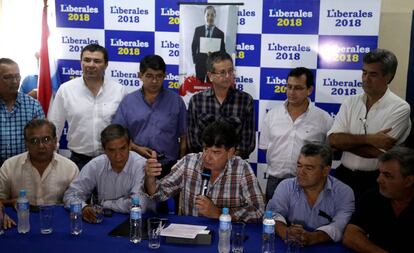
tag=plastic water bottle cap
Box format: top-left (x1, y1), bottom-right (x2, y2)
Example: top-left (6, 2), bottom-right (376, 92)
top-left (222, 207), bottom-right (229, 214)
top-left (19, 189), bottom-right (26, 197)
top-left (132, 197), bottom-right (140, 205)
top-left (265, 210), bottom-right (272, 218)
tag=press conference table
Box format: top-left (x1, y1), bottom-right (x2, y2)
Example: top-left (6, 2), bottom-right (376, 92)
top-left (1, 206), bottom-right (353, 253)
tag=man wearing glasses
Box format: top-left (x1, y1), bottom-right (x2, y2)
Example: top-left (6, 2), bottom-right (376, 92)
top-left (48, 44), bottom-right (126, 170)
top-left (0, 119), bottom-right (78, 228)
top-left (188, 51), bottom-right (255, 159)
top-left (328, 49), bottom-right (411, 201)
top-left (112, 54), bottom-right (187, 179)
top-left (0, 58), bottom-right (44, 166)
top-left (259, 67), bottom-right (333, 202)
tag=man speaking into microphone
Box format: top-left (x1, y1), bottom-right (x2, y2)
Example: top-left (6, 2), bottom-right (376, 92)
top-left (143, 120), bottom-right (264, 223)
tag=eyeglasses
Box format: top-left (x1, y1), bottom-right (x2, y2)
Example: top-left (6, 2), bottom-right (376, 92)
top-left (26, 136), bottom-right (54, 145)
top-left (359, 117), bottom-right (367, 134)
top-left (211, 69), bottom-right (235, 78)
top-left (286, 85), bottom-right (307, 91)
top-left (143, 74), bottom-right (165, 81)
top-left (1, 74), bottom-right (21, 82)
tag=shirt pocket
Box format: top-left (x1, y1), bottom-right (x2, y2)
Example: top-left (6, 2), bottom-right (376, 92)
top-left (297, 125), bottom-right (326, 143)
top-left (101, 103), bottom-right (119, 124)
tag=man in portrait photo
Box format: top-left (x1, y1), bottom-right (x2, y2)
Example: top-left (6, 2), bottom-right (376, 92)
top-left (191, 5), bottom-right (226, 83)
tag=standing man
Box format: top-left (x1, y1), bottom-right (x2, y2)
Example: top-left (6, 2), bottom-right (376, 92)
top-left (112, 54), bottom-right (187, 177)
top-left (188, 51), bottom-right (255, 159)
top-left (144, 120), bottom-right (265, 223)
top-left (328, 48), bottom-right (411, 200)
top-left (48, 44), bottom-right (126, 170)
top-left (259, 67), bottom-right (333, 201)
top-left (267, 143), bottom-right (354, 246)
top-left (0, 119), bottom-right (78, 208)
top-left (64, 124), bottom-right (154, 223)
top-left (343, 147), bottom-right (414, 253)
top-left (0, 58), bottom-right (44, 166)
top-left (192, 5), bottom-right (226, 83)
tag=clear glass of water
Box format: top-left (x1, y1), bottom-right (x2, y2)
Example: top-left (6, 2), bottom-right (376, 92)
top-left (231, 222), bottom-right (245, 253)
top-left (91, 195), bottom-right (103, 223)
top-left (286, 226), bottom-right (302, 253)
top-left (39, 204), bottom-right (55, 234)
top-left (147, 217), bottom-right (162, 249)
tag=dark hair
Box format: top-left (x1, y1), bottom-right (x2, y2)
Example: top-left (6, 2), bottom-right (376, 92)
top-left (204, 5), bottom-right (216, 15)
top-left (139, 54), bottom-right (166, 73)
top-left (201, 120), bottom-right (238, 149)
top-left (81, 44), bottom-right (108, 64)
top-left (206, 51), bottom-right (233, 73)
top-left (0, 58), bottom-right (17, 66)
top-left (287, 67), bottom-right (314, 88)
top-left (379, 147), bottom-right (414, 177)
top-left (24, 119), bottom-right (57, 140)
top-left (100, 124), bottom-right (130, 149)
top-left (363, 48), bottom-right (398, 83)
top-left (300, 143), bottom-right (332, 168)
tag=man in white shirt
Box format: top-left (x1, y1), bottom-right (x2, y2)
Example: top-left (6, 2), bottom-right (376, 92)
top-left (48, 44), bottom-right (126, 170)
top-left (328, 48), bottom-right (411, 200)
top-left (259, 67), bottom-right (333, 201)
top-left (0, 119), bottom-right (79, 228)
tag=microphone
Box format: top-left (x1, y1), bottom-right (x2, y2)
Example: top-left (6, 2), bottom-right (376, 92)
top-left (200, 168), bottom-right (212, 196)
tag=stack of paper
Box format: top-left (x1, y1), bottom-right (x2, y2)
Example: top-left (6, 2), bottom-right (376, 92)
top-left (160, 223), bottom-right (209, 239)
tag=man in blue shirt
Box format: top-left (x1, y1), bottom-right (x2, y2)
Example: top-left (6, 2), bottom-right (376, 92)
top-left (0, 58), bottom-right (44, 166)
top-left (112, 54), bottom-right (187, 178)
top-left (267, 143), bottom-right (354, 246)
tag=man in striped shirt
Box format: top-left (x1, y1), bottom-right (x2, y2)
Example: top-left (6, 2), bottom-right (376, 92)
top-left (144, 120), bottom-right (265, 223)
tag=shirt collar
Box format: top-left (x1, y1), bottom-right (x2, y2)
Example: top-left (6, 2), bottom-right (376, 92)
top-left (283, 98), bottom-right (313, 114)
top-left (204, 87), bottom-right (236, 100)
top-left (294, 175), bottom-right (333, 194)
top-left (22, 152), bottom-right (58, 169)
top-left (361, 88), bottom-right (391, 104)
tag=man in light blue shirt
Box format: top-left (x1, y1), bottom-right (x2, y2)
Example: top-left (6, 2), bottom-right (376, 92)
top-left (267, 143), bottom-right (354, 245)
top-left (64, 124), bottom-right (154, 223)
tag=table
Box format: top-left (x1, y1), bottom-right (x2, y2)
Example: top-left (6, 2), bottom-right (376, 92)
top-left (1, 206), bottom-right (353, 253)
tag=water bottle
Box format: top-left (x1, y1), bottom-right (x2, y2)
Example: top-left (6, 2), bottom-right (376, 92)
top-left (218, 207), bottom-right (231, 253)
top-left (262, 210), bottom-right (275, 253)
top-left (70, 193), bottom-right (82, 235)
top-left (17, 189), bottom-right (30, 233)
top-left (129, 196), bottom-right (142, 243)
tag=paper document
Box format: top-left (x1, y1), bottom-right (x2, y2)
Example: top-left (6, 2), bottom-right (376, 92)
top-left (200, 37), bottom-right (221, 53)
top-left (160, 223), bottom-right (209, 239)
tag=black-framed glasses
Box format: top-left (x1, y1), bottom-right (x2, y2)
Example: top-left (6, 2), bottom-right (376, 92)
top-left (143, 74), bottom-right (165, 81)
top-left (359, 117), bottom-right (367, 134)
top-left (286, 85), bottom-right (307, 91)
top-left (211, 69), bottom-right (235, 78)
top-left (27, 136), bottom-right (54, 145)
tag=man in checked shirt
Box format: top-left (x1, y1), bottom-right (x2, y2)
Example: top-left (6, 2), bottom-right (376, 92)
top-left (187, 51), bottom-right (255, 160)
top-left (144, 120), bottom-right (265, 223)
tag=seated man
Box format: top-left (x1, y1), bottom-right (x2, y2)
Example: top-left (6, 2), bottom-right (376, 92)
top-left (343, 147), bottom-right (414, 253)
top-left (64, 124), bottom-right (154, 223)
top-left (144, 120), bottom-right (265, 223)
top-left (0, 119), bottom-right (79, 227)
top-left (267, 143), bottom-right (354, 245)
